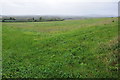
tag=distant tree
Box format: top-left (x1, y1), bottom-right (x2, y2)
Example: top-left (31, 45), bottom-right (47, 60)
top-left (28, 19), bottom-right (30, 22)
top-left (2, 17), bottom-right (16, 22)
top-left (27, 18), bottom-right (33, 22)
top-left (112, 20), bottom-right (114, 22)
top-left (33, 18), bottom-right (34, 20)
top-left (61, 19), bottom-right (64, 21)
top-left (10, 17), bottom-right (15, 20)
top-left (13, 18), bottom-right (16, 20)
top-left (34, 20), bottom-right (37, 22)
top-left (10, 17), bottom-right (12, 20)
top-left (39, 17), bottom-right (42, 21)
top-left (2, 20), bottom-right (5, 22)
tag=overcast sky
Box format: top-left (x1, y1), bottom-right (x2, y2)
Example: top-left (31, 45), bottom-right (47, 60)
top-left (1, 0), bottom-right (119, 16)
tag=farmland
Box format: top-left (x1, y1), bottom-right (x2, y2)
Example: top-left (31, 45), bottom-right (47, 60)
top-left (2, 18), bottom-right (119, 78)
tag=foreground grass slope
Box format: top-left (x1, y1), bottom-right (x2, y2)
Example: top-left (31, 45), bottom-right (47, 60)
top-left (2, 18), bottom-right (118, 78)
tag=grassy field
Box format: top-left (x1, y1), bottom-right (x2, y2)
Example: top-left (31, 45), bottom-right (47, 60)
top-left (2, 18), bottom-right (119, 78)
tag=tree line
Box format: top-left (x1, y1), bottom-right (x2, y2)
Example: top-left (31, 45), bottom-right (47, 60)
top-left (2, 17), bottom-right (64, 22)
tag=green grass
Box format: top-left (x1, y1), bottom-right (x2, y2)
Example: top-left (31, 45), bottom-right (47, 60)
top-left (2, 18), bottom-right (119, 78)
